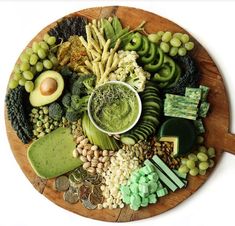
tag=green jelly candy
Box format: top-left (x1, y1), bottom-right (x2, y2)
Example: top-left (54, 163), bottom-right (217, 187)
top-left (130, 194), bottom-right (141, 206)
top-left (130, 204), bottom-right (139, 211)
top-left (139, 183), bottom-right (149, 194)
top-left (145, 164), bottom-right (155, 174)
top-left (148, 172), bottom-right (159, 181)
top-left (149, 182), bottom-right (158, 194)
top-left (141, 197), bottom-right (149, 207)
top-left (139, 176), bottom-right (148, 184)
top-left (120, 185), bottom-right (131, 195)
top-left (157, 188), bottom-right (168, 197)
top-left (130, 183), bottom-right (139, 194)
top-left (157, 181), bottom-right (163, 188)
top-left (122, 195), bottom-right (131, 204)
top-left (139, 167), bottom-right (147, 176)
top-left (130, 175), bottom-right (139, 183)
top-left (139, 192), bottom-right (148, 198)
top-left (148, 194), bottom-right (157, 204)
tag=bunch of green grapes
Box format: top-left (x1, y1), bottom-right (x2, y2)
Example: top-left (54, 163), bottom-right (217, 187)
top-left (9, 34), bottom-right (58, 92)
top-left (148, 31), bottom-right (195, 57)
top-left (178, 145), bottom-right (216, 176)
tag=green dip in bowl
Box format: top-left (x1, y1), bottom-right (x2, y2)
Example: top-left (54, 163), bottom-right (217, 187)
top-left (88, 81), bottom-right (142, 134)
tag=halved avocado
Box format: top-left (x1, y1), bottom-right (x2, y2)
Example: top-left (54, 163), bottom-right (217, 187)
top-left (29, 70), bottom-right (64, 107)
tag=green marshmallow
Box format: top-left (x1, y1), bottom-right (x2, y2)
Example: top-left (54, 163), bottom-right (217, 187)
top-left (120, 185), bottom-right (131, 195)
top-left (141, 197), bottom-right (149, 207)
top-left (139, 176), bottom-right (148, 183)
top-left (148, 181), bottom-right (158, 193)
top-left (122, 195), bottom-right (131, 204)
top-left (157, 187), bottom-right (168, 197)
top-left (130, 194), bottom-right (141, 207)
top-left (148, 172), bottom-right (159, 181)
top-left (130, 183), bottom-right (139, 194)
top-left (148, 193), bottom-right (157, 204)
top-left (139, 183), bottom-right (149, 194)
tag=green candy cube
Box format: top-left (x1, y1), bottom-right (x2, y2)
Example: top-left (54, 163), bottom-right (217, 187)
top-left (120, 185), bottom-right (131, 196)
top-left (148, 182), bottom-right (158, 194)
top-left (141, 197), bottom-right (149, 207)
top-left (122, 195), bottom-right (131, 204)
top-left (148, 172), bottom-right (159, 181)
top-left (138, 183), bottom-right (149, 194)
top-left (139, 176), bottom-right (148, 183)
top-left (157, 187), bottom-right (168, 197)
top-left (148, 193), bottom-right (157, 204)
top-left (130, 183), bottom-right (139, 194)
top-left (130, 194), bottom-right (141, 206)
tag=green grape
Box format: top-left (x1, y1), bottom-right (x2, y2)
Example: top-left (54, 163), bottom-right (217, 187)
top-left (23, 71), bottom-right (34, 80)
top-left (43, 33), bottom-right (50, 42)
top-left (157, 31), bottom-right (164, 37)
top-left (184, 41), bottom-right (195, 50)
top-left (161, 31), bottom-right (172, 42)
top-left (37, 48), bottom-right (47, 59)
top-left (25, 81), bottom-right (34, 92)
top-left (20, 62), bottom-right (30, 71)
top-left (32, 42), bottom-right (40, 53)
top-left (189, 168), bottom-right (199, 176)
top-left (199, 161), bottom-right (209, 170)
top-left (197, 152), bottom-right (208, 162)
top-left (19, 78), bottom-right (26, 86)
top-left (50, 45), bottom-right (58, 53)
top-left (173, 32), bottom-right (183, 38)
top-left (181, 157), bottom-right (188, 165)
top-left (188, 153), bottom-right (198, 161)
top-left (25, 48), bottom-right (33, 56)
top-left (47, 36), bottom-right (56, 46)
top-left (178, 47), bottom-right (187, 56)
top-left (160, 42), bottom-right (170, 53)
top-left (169, 47), bottom-right (178, 57)
top-left (207, 147), bottom-right (215, 158)
top-left (20, 53), bottom-right (30, 63)
top-left (14, 64), bottom-right (21, 73)
top-left (209, 159), bottom-right (215, 168)
top-left (181, 34), bottom-right (190, 43)
top-left (148, 33), bottom-right (161, 43)
top-left (170, 37), bottom-right (181, 47)
top-left (8, 79), bottom-right (19, 89)
top-left (198, 146), bottom-right (207, 153)
top-left (178, 165), bottom-right (189, 174)
top-left (29, 54), bottom-right (39, 65)
top-left (39, 41), bottom-right (49, 51)
top-left (43, 59), bottom-right (53, 69)
top-left (196, 136), bottom-right (204, 144)
top-left (30, 66), bottom-right (36, 75)
top-left (199, 169), bottom-right (206, 176)
top-left (50, 56), bottom-right (58, 66)
top-left (186, 159), bottom-right (196, 169)
top-left (36, 62), bottom-right (43, 72)
top-left (13, 72), bottom-right (22, 81)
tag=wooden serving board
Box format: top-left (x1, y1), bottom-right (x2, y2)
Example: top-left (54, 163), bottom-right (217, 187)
top-left (5, 6), bottom-right (235, 222)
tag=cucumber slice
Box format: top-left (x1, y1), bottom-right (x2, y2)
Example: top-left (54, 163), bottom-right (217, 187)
top-left (143, 101), bottom-right (161, 109)
top-left (142, 96), bottom-right (162, 103)
top-left (131, 129), bottom-right (148, 140)
top-left (142, 114), bottom-right (159, 125)
top-left (120, 134), bottom-right (138, 145)
top-left (144, 109), bottom-right (160, 116)
top-left (141, 93), bottom-right (160, 100)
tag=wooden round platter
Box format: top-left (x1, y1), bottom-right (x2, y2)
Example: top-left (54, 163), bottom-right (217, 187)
top-left (5, 6), bottom-right (235, 222)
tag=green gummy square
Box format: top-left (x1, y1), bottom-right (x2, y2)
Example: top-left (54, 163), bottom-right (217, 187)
top-left (122, 195), bottom-right (131, 204)
top-left (130, 194), bottom-right (141, 206)
top-left (157, 188), bottom-right (168, 197)
top-left (148, 182), bottom-right (158, 194)
top-left (139, 183), bottom-right (149, 194)
top-left (120, 185), bottom-right (131, 196)
top-left (139, 176), bottom-right (148, 183)
top-left (148, 172), bottom-right (159, 181)
top-left (141, 197), bottom-right (149, 207)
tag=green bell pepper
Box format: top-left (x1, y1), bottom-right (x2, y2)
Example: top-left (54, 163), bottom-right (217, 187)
top-left (124, 32), bottom-right (142, 51)
top-left (137, 36), bottom-right (150, 56)
top-left (152, 55), bottom-right (176, 82)
top-left (140, 43), bottom-right (156, 64)
top-left (144, 47), bottom-right (164, 72)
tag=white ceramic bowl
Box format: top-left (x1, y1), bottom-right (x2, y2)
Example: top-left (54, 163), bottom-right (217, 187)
top-left (88, 81), bottom-right (142, 135)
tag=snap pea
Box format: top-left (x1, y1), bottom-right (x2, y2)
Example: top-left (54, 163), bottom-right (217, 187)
top-left (102, 19), bottom-right (115, 40)
top-left (112, 17), bottom-right (122, 34)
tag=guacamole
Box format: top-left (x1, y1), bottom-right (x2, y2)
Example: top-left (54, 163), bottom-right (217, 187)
top-left (89, 82), bottom-right (141, 133)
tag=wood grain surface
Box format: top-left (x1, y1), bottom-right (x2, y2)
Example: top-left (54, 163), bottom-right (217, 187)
top-left (5, 6), bottom-right (235, 222)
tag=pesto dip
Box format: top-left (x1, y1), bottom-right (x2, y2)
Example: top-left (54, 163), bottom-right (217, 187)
top-left (88, 81), bottom-right (141, 134)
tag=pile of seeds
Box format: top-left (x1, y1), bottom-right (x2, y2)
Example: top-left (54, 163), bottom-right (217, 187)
top-left (101, 147), bottom-right (140, 209)
top-left (54, 167), bottom-right (104, 209)
top-left (73, 135), bottom-right (114, 174)
top-left (70, 119), bottom-right (83, 139)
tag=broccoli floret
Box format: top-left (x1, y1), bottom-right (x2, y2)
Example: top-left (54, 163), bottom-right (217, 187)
top-left (65, 107), bottom-right (80, 122)
top-left (71, 74), bottom-right (96, 96)
top-left (71, 95), bottom-right (90, 112)
top-left (82, 75), bottom-right (96, 94)
top-left (126, 74), bottom-right (146, 92)
top-left (62, 93), bottom-right (72, 108)
top-left (48, 102), bottom-right (63, 120)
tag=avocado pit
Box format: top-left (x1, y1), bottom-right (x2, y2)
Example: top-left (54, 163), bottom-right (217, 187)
top-left (40, 77), bottom-right (58, 96)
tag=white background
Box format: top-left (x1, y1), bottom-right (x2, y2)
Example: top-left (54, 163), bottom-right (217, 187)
top-left (1, 1), bottom-right (235, 226)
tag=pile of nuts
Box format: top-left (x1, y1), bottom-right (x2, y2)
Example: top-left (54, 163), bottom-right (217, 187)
top-left (150, 137), bottom-right (181, 169)
top-left (73, 135), bottom-right (114, 174)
